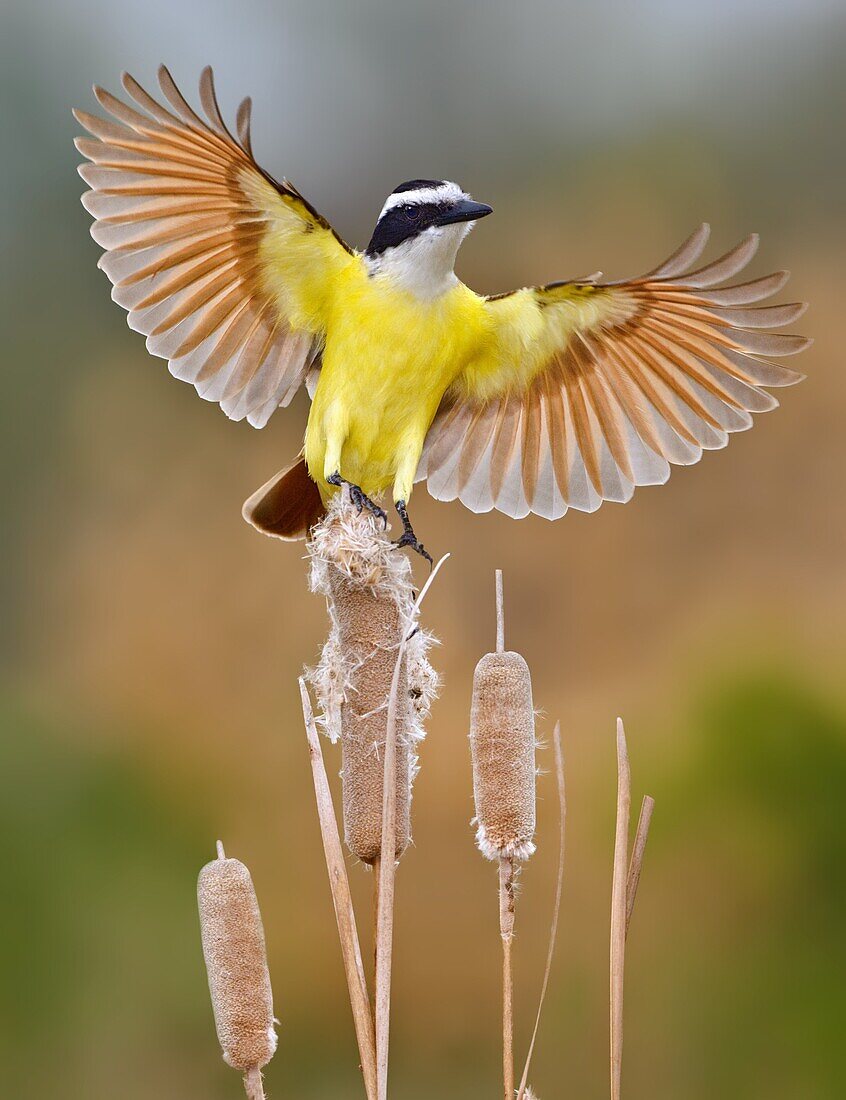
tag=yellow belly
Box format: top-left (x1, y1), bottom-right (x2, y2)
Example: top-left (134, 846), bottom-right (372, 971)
top-left (305, 274), bottom-right (487, 501)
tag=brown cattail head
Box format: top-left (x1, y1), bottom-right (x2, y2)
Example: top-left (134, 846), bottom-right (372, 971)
top-left (469, 572), bottom-right (536, 860)
top-left (198, 843), bottom-right (276, 1074)
top-left (308, 493), bottom-right (438, 864)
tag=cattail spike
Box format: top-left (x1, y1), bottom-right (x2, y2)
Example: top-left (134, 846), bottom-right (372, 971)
top-left (216, 839), bottom-right (226, 860)
top-left (198, 850), bottom-right (276, 1078)
top-left (469, 571), bottom-right (536, 861)
top-left (307, 493), bottom-right (438, 864)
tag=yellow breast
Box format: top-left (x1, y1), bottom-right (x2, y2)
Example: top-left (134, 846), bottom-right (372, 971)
top-left (305, 261), bottom-right (488, 497)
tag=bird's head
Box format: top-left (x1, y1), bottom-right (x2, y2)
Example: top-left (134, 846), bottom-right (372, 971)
top-left (364, 180), bottom-right (492, 299)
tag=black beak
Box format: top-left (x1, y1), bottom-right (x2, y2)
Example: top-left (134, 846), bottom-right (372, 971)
top-left (436, 199), bottom-right (493, 226)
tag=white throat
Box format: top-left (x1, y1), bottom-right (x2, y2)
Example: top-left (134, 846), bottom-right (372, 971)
top-left (365, 223), bottom-right (469, 301)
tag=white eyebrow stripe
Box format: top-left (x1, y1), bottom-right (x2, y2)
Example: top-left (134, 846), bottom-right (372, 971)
top-left (379, 181), bottom-right (465, 218)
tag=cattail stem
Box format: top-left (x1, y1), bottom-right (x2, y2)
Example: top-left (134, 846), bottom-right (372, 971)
top-left (243, 1067), bottom-right (266, 1100)
top-left (499, 855), bottom-right (516, 1100)
top-left (495, 568), bottom-right (505, 654)
top-left (610, 719), bottom-right (631, 1100)
top-left (375, 642), bottom-right (404, 1100)
top-left (300, 678), bottom-right (378, 1100)
top-left (371, 855), bottom-right (381, 1030)
top-left (609, 721), bottom-right (655, 1100)
top-left (375, 553), bottom-right (450, 1100)
top-left (516, 721), bottom-right (567, 1100)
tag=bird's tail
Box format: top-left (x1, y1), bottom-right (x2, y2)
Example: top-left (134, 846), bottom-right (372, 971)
top-left (242, 454), bottom-right (325, 540)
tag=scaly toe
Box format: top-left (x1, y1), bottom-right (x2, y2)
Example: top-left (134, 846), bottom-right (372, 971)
top-left (347, 485), bottom-right (387, 526)
top-left (368, 500), bottom-right (389, 527)
top-left (393, 531), bottom-right (434, 566)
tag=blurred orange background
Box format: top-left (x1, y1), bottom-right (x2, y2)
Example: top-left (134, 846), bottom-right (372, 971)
top-left (1, 2), bottom-right (845, 1098)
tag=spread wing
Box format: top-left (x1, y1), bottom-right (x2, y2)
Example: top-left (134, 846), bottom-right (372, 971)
top-left (75, 66), bottom-right (353, 427)
top-left (418, 225), bottom-right (810, 518)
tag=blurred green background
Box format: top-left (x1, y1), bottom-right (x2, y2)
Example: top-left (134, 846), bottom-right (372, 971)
top-left (1, 1), bottom-right (845, 1097)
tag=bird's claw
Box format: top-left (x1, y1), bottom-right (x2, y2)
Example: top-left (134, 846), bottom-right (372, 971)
top-left (393, 529), bottom-right (434, 567)
top-left (327, 472), bottom-right (388, 527)
top-left (348, 484), bottom-right (388, 528)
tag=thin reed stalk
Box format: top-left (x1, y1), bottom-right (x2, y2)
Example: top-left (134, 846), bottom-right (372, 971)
top-left (300, 678), bottom-right (378, 1100)
top-left (609, 719), bottom-right (655, 1100)
top-left (626, 796), bottom-right (655, 937)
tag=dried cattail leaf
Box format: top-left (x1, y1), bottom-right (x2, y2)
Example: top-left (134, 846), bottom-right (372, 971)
top-left (308, 493), bottom-right (438, 864)
top-left (469, 573), bottom-right (536, 861)
top-left (198, 844), bottom-right (276, 1075)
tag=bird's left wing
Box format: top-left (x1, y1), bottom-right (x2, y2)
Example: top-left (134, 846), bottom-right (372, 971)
top-left (418, 225), bottom-right (810, 518)
top-left (75, 66), bottom-right (354, 427)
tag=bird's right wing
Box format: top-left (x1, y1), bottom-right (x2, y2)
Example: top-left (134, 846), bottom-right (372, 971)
top-left (419, 226), bottom-right (810, 518)
top-left (75, 66), bottom-right (356, 427)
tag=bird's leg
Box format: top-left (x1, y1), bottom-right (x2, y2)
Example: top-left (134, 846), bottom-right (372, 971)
top-left (392, 501), bottom-right (433, 566)
top-left (326, 471), bottom-right (388, 527)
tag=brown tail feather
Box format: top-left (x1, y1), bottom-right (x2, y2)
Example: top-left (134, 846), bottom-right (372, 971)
top-left (242, 455), bottom-right (325, 540)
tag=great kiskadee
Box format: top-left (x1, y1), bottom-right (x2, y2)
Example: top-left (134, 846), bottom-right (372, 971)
top-left (75, 67), bottom-right (811, 561)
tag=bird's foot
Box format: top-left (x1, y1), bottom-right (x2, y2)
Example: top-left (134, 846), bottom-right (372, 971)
top-left (394, 529), bottom-right (434, 567)
top-left (392, 501), bottom-right (433, 567)
top-left (327, 472), bottom-right (388, 527)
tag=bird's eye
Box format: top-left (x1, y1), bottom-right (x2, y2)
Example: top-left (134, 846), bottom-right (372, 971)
top-left (403, 205), bottom-right (420, 221)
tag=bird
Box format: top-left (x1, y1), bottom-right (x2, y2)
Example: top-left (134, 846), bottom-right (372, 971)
top-left (75, 67), bottom-right (811, 563)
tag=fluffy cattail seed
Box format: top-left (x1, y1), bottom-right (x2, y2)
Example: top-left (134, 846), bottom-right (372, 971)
top-left (470, 571), bottom-right (536, 861)
top-left (308, 493), bottom-right (437, 864)
top-left (198, 842), bottom-right (276, 1097)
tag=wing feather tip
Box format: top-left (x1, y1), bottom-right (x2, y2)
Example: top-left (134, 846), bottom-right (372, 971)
top-left (459, 498), bottom-right (495, 515)
top-left (72, 108), bottom-right (101, 134)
